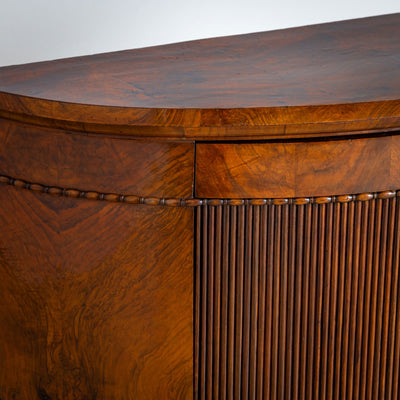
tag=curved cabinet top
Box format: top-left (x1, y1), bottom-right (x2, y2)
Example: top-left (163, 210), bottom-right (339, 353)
top-left (0, 13), bottom-right (400, 140)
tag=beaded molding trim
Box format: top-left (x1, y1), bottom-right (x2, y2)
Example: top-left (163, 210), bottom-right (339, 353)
top-left (0, 175), bottom-right (399, 207)
top-left (0, 175), bottom-right (199, 207)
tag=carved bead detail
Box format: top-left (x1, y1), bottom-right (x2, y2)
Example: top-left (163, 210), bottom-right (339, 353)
top-left (0, 174), bottom-right (399, 208)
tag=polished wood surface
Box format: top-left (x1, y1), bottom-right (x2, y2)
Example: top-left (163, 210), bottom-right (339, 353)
top-left (1, 13), bottom-right (400, 400)
top-left (196, 197), bottom-right (400, 399)
top-left (0, 14), bottom-right (399, 138)
top-left (0, 118), bottom-right (194, 198)
top-left (196, 135), bottom-right (400, 198)
top-left (2, 13), bottom-right (400, 110)
top-left (0, 187), bottom-right (193, 400)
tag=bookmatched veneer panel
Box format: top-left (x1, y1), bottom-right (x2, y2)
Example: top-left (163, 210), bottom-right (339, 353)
top-left (0, 187), bottom-right (193, 400)
top-left (196, 135), bottom-right (400, 199)
top-left (0, 118), bottom-right (194, 198)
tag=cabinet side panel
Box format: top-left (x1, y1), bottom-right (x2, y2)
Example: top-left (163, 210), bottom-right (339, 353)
top-left (0, 186), bottom-right (193, 400)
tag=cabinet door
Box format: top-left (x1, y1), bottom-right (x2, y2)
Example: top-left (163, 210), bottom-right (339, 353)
top-left (0, 119), bottom-right (195, 400)
top-left (0, 186), bottom-right (194, 400)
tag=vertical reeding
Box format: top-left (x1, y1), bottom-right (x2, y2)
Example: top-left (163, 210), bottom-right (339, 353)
top-left (359, 199), bottom-right (376, 399)
top-left (213, 206), bottom-right (222, 399)
top-left (306, 203), bottom-right (319, 400)
top-left (263, 204), bottom-right (275, 400)
top-left (271, 204), bottom-right (282, 400)
top-left (347, 201), bottom-right (361, 399)
top-left (313, 203), bottom-right (326, 399)
top-left (299, 203), bottom-right (312, 400)
top-left (241, 205), bottom-right (253, 400)
top-left (392, 200), bottom-right (400, 399)
top-left (256, 206), bottom-right (268, 400)
top-left (278, 204), bottom-right (289, 399)
top-left (340, 201), bottom-right (355, 400)
top-left (220, 206), bottom-right (229, 400)
top-left (249, 206), bottom-right (260, 400)
top-left (196, 194), bottom-right (400, 400)
top-left (206, 206), bottom-right (215, 400)
top-left (292, 204), bottom-right (304, 399)
top-left (372, 199), bottom-right (389, 399)
top-left (320, 202), bottom-right (333, 399)
top-left (387, 198), bottom-right (400, 399)
top-left (195, 206), bottom-right (201, 400)
top-left (378, 197), bottom-right (396, 398)
top-left (352, 200), bottom-right (369, 399)
top-left (227, 206), bottom-right (237, 399)
top-left (285, 204), bottom-right (296, 400)
top-left (366, 198), bottom-right (382, 399)
top-left (333, 201), bottom-right (348, 400)
top-left (234, 206), bottom-right (245, 399)
top-left (200, 205), bottom-right (208, 400)
top-left (326, 202), bottom-right (341, 400)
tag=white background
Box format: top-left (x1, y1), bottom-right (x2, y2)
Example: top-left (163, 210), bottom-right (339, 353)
top-left (1, 0), bottom-right (399, 67)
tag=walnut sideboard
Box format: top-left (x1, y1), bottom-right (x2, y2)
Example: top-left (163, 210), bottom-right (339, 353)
top-left (1, 13), bottom-right (400, 400)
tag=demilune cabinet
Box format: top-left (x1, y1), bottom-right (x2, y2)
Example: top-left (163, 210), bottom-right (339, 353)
top-left (0, 13), bottom-right (400, 400)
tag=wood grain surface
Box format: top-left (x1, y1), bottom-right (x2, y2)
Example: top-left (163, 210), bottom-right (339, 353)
top-left (196, 135), bottom-right (400, 198)
top-left (0, 186), bottom-right (193, 400)
top-left (1, 12), bottom-right (400, 400)
top-left (0, 118), bottom-right (194, 198)
top-left (196, 197), bottom-right (400, 399)
top-left (0, 14), bottom-right (399, 138)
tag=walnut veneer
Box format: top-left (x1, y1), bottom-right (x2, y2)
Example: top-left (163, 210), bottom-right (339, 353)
top-left (1, 13), bottom-right (400, 400)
